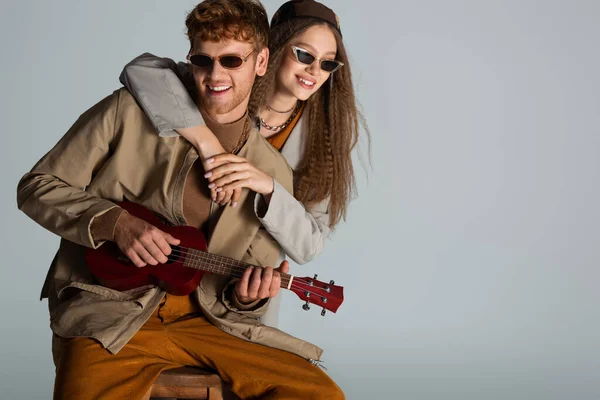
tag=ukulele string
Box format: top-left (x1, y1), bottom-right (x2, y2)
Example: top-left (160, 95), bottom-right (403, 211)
top-left (164, 246), bottom-right (334, 298)
top-left (166, 249), bottom-right (329, 300)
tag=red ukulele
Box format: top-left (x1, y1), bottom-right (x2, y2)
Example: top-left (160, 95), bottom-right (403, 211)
top-left (85, 202), bottom-right (343, 316)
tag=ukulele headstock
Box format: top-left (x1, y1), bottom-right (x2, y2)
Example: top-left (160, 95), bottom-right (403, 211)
top-left (289, 274), bottom-right (344, 316)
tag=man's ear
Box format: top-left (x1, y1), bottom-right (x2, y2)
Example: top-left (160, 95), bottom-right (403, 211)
top-left (255, 47), bottom-right (269, 77)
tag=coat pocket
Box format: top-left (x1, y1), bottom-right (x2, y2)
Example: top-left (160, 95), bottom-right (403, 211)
top-left (57, 281), bottom-right (157, 306)
top-left (50, 282), bottom-right (159, 346)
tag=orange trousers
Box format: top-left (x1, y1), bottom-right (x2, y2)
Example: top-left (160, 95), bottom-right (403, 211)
top-left (53, 294), bottom-right (344, 400)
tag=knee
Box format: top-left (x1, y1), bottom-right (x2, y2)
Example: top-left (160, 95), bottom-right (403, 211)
top-left (312, 381), bottom-right (345, 400)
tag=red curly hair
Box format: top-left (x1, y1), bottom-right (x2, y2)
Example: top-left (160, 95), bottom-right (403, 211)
top-left (185, 0), bottom-right (269, 50)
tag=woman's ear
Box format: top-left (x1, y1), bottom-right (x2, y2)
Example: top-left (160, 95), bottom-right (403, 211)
top-left (255, 47), bottom-right (269, 77)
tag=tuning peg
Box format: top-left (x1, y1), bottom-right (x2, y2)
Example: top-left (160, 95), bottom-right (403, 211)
top-left (329, 280), bottom-right (335, 285)
top-left (314, 274), bottom-right (319, 280)
top-left (321, 308), bottom-right (326, 316)
top-left (324, 280), bottom-right (335, 293)
top-left (302, 301), bottom-right (311, 311)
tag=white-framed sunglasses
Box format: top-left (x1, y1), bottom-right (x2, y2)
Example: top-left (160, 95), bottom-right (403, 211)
top-left (290, 45), bottom-right (344, 73)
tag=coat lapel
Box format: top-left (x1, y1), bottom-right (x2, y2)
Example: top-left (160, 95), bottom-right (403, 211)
top-left (280, 112), bottom-right (307, 171)
top-left (206, 129), bottom-right (263, 260)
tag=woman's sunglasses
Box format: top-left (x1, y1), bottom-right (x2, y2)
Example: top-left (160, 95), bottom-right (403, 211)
top-left (187, 49), bottom-right (255, 70)
top-left (290, 46), bottom-right (344, 73)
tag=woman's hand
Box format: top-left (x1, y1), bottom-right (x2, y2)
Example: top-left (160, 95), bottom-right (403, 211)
top-left (204, 154), bottom-right (275, 198)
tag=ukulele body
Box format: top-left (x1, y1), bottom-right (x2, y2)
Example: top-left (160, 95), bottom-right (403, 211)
top-left (86, 202), bottom-right (206, 295)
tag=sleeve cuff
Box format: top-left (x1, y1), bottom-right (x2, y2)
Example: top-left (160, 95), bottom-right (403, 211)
top-left (89, 206), bottom-right (127, 247)
top-left (254, 178), bottom-right (285, 221)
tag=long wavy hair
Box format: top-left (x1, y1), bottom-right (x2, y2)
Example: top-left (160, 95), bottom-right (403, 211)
top-left (249, 18), bottom-right (369, 229)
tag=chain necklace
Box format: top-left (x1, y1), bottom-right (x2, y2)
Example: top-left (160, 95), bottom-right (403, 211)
top-left (266, 101), bottom-right (297, 114)
top-left (229, 117), bottom-right (251, 155)
top-left (260, 102), bottom-right (302, 132)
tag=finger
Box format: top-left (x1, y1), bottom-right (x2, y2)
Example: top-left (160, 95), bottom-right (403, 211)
top-left (220, 190), bottom-right (234, 207)
top-left (218, 179), bottom-right (252, 193)
top-left (231, 188), bottom-right (242, 207)
top-left (144, 240), bottom-right (168, 264)
top-left (247, 267), bottom-right (263, 298)
top-left (207, 154), bottom-right (246, 166)
top-left (154, 233), bottom-right (174, 259)
top-left (205, 158), bottom-right (233, 170)
top-left (259, 267), bottom-right (274, 298)
top-left (204, 163), bottom-right (245, 181)
top-left (237, 266), bottom-right (254, 298)
top-left (125, 249), bottom-right (146, 268)
top-left (211, 172), bottom-right (250, 190)
top-left (162, 232), bottom-right (180, 246)
top-left (215, 187), bottom-right (227, 204)
top-left (277, 260), bottom-right (290, 274)
top-left (133, 243), bottom-right (159, 266)
top-left (269, 270), bottom-right (281, 297)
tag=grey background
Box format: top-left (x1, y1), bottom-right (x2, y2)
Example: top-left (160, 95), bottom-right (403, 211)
top-left (1, 0), bottom-right (599, 399)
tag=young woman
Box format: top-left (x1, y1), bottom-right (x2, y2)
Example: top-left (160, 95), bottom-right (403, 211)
top-left (119, 0), bottom-right (368, 270)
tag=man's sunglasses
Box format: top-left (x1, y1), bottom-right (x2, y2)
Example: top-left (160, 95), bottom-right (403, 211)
top-left (290, 46), bottom-right (344, 73)
top-left (187, 49), bottom-right (255, 70)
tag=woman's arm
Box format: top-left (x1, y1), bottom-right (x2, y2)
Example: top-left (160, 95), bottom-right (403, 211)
top-left (119, 52), bottom-right (201, 137)
top-left (119, 53), bottom-right (224, 157)
top-left (206, 153), bottom-right (332, 265)
top-left (119, 53), bottom-right (225, 156)
top-left (254, 181), bottom-right (331, 265)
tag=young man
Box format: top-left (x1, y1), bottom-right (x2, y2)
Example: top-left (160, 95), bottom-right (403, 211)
top-left (17, 1), bottom-right (344, 398)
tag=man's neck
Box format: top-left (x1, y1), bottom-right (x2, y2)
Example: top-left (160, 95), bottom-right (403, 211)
top-left (200, 109), bottom-right (248, 154)
top-left (200, 108), bottom-right (246, 126)
top-left (200, 96), bottom-right (249, 124)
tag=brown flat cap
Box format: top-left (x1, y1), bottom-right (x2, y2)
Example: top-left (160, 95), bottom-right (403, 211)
top-left (271, 0), bottom-right (341, 36)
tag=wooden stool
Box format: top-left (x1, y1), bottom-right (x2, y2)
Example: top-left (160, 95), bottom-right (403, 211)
top-left (142, 367), bottom-right (224, 400)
